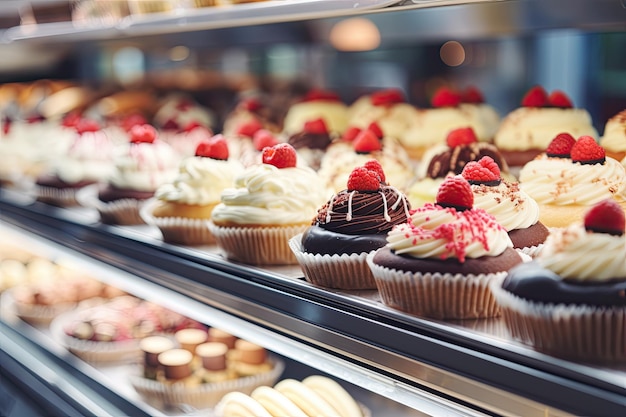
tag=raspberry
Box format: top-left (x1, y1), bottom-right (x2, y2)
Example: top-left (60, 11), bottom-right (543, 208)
top-left (303, 89), bottom-right (340, 102)
top-left (236, 118), bottom-right (263, 138)
top-left (521, 86), bottom-right (548, 107)
top-left (347, 167), bottom-right (381, 192)
top-left (584, 199), bottom-right (625, 236)
top-left (240, 97), bottom-right (262, 112)
top-left (547, 90), bottom-right (573, 108)
top-left (363, 159), bottom-right (386, 183)
top-left (353, 129), bottom-right (382, 153)
top-left (371, 89), bottom-right (405, 106)
top-left (121, 113), bottom-right (147, 132)
top-left (367, 122), bottom-right (384, 139)
top-left (436, 175), bottom-right (474, 211)
top-left (303, 118), bottom-right (328, 134)
top-left (195, 134), bottom-right (229, 160)
top-left (129, 124), bottom-right (157, 144)
top-left (431, 87), bottom-right (461, 108)
top-left (162, 118), bottom-right (179, 131)
top-left (253, 129), bottom-right (279, 151)
top-left (545, 132), bottom-right (576, 158)
top-left (62, 112), bottom-right (82, 128)
top-left (462, 86), bottom-right (484, 104)
top-left (446, 127), bottom-right (478, 148)
top-left (342, 126), bottom-right (361, 142)
top-left (75, 119), bottom-right (100, 134)
top-left (461, 156), bottom-right (501, 185)
top-left (262, 143), bottom-right (297, 168)
top-left (570, 135), bottom-right (606, 164)
top-left (182, 121), bottom-right (204, 132)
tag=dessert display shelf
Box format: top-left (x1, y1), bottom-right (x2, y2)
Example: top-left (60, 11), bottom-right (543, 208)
top-left (1, 188), bottom-right (625, 417)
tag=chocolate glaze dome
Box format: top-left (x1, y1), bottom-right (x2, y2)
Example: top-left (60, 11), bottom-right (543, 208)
top-left (426, 142), bottom-right (509, 179)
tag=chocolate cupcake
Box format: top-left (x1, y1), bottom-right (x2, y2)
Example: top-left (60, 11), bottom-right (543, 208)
top-left (491, 199), bottom-right (626, 363)
top-left (368, 175), bottom-right (523, 319)
top-left (290, 160), bottom-right (411, 290)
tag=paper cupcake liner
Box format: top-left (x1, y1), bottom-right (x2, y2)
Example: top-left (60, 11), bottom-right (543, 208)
top-left (516, 243), bottom-right (544, 259)
top-left (288, 234), bottom-right (378, 290)
top-left (366, 253), bottom-right (505, 320)
top-left (208, 222), bottom-right (307, 265)
top-left (4, 289), bottom-right (76, 325)
top-left (130, 357), bottom-right (285, 411)
top-left (490, 281), bottom-right (626, 364)
top-left (140, 199), bottom-right (215, 246)
top-left (34, 185), bottom-right (83, 207)
top-left (76, 184), bottom-right (146, 225)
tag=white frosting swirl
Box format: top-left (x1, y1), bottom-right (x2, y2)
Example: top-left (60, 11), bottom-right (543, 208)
top-left (54, 131), bottom-right (122, 184)
top-left (494, 107), bottom-right (598, 151)
top-left (519, 155), bottom-right (626, 205)
top-left (210, 164), bottom-right (330, 226)
top-left (471, 180), bottom-right (540, 231)
top-left (386, 204), bottom-right (512, 262)
top-left (109, 140), bottom-right (179, 192)
top-left (537, 224), bottom-right (626, 281)
top-left (599, 109), bottom-right (626, 153)
top-left (155, 156), bottom-right (244, 205)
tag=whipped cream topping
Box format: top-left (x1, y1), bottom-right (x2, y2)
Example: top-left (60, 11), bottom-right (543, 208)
top-left (109, 140), bottom-right (180, 192)
top-left (210, 164), bottom-right (330, 226)
top-left (519, 154), bottom-right (626, 205)
top-left (494, 107), bottom-right (598, 151)
top-left (54, 131), bottom-right (121, 184)
top-left (538, 224), bottom-right (626, 282)
top-left (386, 203), bottom-right (513, 263)
top-left (600, 110), bottom-right (626, 153)
top-left (153, 95), bottom-right (214, 130)
top-left (1, 120), bottom-right (75, 164)
top-left (471, 180), bottom-right (540, 231)
top-left (283, 101), bottom-right (348, 136)
top-left (155, 156), bottom-right (244, 205)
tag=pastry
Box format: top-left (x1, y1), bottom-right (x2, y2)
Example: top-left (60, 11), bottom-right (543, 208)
top-left (147, 134), bottom-right (244, 245)
top-left (519, 134), bottom-right (626, 228)
top-left (209, 143), bottom-right (329, 265)
top-left (302, 375), bottom-right (363, 417)
top-left (368, 175), bottom-right (523, 319)
top-left (599, 109), bottom-right (626, 161)
top-left (461, 156), bottom-right (549, 256)
top-left (282, 88), bottom-right (348, 137)
top-left (229, 340), bottom-right (273, 377)
top-left (290, 160), bottom-right (411, 290)
top-left (407, 126), bottom-right (511, 208)
top-left (251, 386), bottom-right (309, 417)
top-left (140, 336), bottom-right (175, 379)
top-left (286, 117), bottom-right (334, 170)
top-left (274, 379), bottom-right (342, 417)
top-left (215, 392), bottom-right (273, 417)
top-left (494, 86), bottom-right (598, 168)
top-left (491, 199), bottom-right (626, 363)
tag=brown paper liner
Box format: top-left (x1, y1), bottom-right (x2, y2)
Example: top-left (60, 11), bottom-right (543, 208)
top-left (367, 253), bottom-right (506, 319)
top-left (208, 222), bottom-right (307, 265)
top-left (140, 200), bottom-right (215, 245)
top-left (76, 184), bottom-right (147, 225)
top-left (288, 234), bottom-right (378, 290)
top-left (490, 281), bottom-right (626, 364)
top-left (34, 185), bottom-right (82, 207)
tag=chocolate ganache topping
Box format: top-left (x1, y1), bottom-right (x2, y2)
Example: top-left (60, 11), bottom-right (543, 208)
top-left (427, 142), bottom-right (508, 179)
top-left (287, 131), bottom-right (333, 151)
top-left (302, 185), bottom-right (411, 255)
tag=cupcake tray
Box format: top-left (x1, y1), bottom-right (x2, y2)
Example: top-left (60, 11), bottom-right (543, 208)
top-left (1, 187), bottom-right (625, 417)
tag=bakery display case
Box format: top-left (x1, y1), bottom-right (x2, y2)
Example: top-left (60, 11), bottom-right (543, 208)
top-left (1, 1), bottom-right (626, 417)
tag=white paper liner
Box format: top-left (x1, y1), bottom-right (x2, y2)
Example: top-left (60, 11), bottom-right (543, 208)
top-left (3, 288), bottom-right (76, 325)
top-left (50, 311), bottom-right (145, 364)
top-left (76, 184), bottom-right (147, 225)
top-left (288, 234), bottom-right (378, 290)
top-left (490, 280), bottom-right (626, 364)
top-left (516, 243), bottom-right (544, 259)
top-left (34, 184), bottom-right (84, 207)
top-left (208, 222), bottom-right (307, 265)
top-left (366, 252), bottom-right (506, 320)
top-left (130, 357), bottom-right (285, 411)
top-left (140, 198), bottom-right (216, 245)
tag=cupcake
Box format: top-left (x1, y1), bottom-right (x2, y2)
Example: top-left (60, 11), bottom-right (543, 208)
top-left (368, 175), bottom-right (523, 319)
top-left (519, 134), bottom-right (626, 228)
top-left (347, 88), bottom-right (417, 146)
top-left (401, 86), bottom-right (499, 160)
top-left (491, 199), bottom-right (626, 363)
top-left (209, 143), bottom-right (329, 265)
top-left (461, 156), bottom-right (549, 257)
top-left (286, 117), bottom-right (334, 170)
top-left (494, 86), bottom-right (598, 168)
top-left (318, 124), bottom-right (415, 193)
top-left (90, 124), bottom-right (180, 225)
top-left (290, 160), bottom-right (411, 290)
top-left (222, 95), bottom-right (279, 137)
top-left (599, 109), bottom-right (626, 161)
top-left (407, 127), bottom-right (511, 208)
top-left (145, 135), bottom-right (244, 245)
top-left (34, 118), bottom-right (122, 207)
top-left (153, 93), bottom-right (215, 136)
top-left (282, 89), bottom-right (348, 138)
